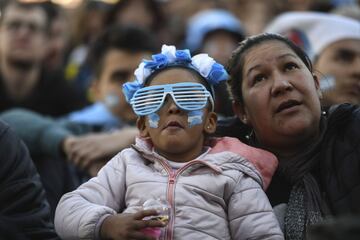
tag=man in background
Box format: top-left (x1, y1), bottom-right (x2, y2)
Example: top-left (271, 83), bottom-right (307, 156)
top-left (0, 0), bottom-right (85, 117)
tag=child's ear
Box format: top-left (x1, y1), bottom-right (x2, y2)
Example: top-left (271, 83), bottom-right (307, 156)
top-left (136, 117), bottom-right (150, 138)
top-left (204, 111), bottom-right (217, 134)
top-left (232, 101), bottom-right (251, 126)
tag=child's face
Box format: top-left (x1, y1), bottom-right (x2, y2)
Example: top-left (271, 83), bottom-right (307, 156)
top-left (137, 68), bottom-right (217, 162)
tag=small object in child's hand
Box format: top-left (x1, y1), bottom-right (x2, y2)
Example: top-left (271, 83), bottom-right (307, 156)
top-left (147, 214), bottom-right (169, 223)
top-left (141, 199), bottom-right (171, 239)
top-left (142, 198), bottom-right (170, 224)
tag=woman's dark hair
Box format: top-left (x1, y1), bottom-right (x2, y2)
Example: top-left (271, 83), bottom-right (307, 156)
top-left (227, 33), bottom-right (313, 103)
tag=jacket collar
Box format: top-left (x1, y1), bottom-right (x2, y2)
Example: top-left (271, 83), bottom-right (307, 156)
top-left (132, 136), bottom-right (278, 190)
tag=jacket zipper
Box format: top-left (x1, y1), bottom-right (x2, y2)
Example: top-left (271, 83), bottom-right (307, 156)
top-left (165, 171), bottom-right (176, 240)
top-left (157, 160), bottom-right (219, 240)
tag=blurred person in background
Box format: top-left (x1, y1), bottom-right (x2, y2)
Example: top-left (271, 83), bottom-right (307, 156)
top-left (233, 0), bottom-right (345, 37)
top-left (265, 12), bottom-right (360, 106)
top-left (49, 25), bottom-right (157, 175)
top-left (0, 120), bottom-right (58, 239)
top-left (67, 0), bottom-right (167, 104)
top-left (41, 1), bottom-right (70, 73)
top-left (0, 0), bottom-right (85, 117)
top-left (66, 25), bottom-right (156, 130)
top-left (162, 0), bottom-right (236, 46)
top-left (185, 9), bottom-right (245, 117)
top-left (1, 26), bottom-right (157, 217)
top-left (332, 4), bottom-right (360, 21)
top-left (65, 0), bottom-right (110, 101)
top-left (272, 0), bottom-right (337, 13)
top-left (185, 9), bottom-right (245, 68)
top-left (233, 0), bottom-right (277, 36)
top-left (61, 25), bottom-right (157, 172)
top-left (105, 0), bottom-right (167, 49)
top-left (105, 0), bottom-right (163, 31)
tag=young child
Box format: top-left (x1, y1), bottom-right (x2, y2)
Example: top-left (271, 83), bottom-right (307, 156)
top-left (54, 45), bottom-right (283, 240)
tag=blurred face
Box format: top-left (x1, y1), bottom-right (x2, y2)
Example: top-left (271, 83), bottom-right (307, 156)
top-left (314, 39), bottom-right (360, 105)
top-left (116, 0), bottom-right (155, 29)
top-left (93, 49), bottom-right (151, 123)
top-left (85, 9), bottom-right (106, 43)
top-left (0, 5), bottom-right (48, 63)
top-left (46, 15), bottom-right (69, 70)
top-left (234, 41), bottom-right (322, 154)
top-left (137, 68), bottom-right (217, 162)
top-left (202, 31), bottom-right (238, 66)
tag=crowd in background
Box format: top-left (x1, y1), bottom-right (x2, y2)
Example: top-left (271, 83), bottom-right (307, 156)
top-left (1, 0), bottom-right (359, 114)
top-left (0, 0), bottom-right (359, 239)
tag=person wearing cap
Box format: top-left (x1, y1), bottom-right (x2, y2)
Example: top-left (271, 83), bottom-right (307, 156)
top-left (265, 12), bottom-right (360, 106)
top-left (185, 9), bottom-right (245, 66)
top-left (185, 9), bottom-right (246, 117)
top-left (54, 44), bottom-right (283, 240)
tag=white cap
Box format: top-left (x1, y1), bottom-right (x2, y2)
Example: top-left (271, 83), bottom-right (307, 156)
top-left (265, 12), bottom-right (360, 59)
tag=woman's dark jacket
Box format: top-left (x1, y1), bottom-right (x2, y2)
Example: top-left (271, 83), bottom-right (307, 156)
top-left (216, 103), bottom-right (360, 216)
top-left (0, 120), bottom-right (58, 239)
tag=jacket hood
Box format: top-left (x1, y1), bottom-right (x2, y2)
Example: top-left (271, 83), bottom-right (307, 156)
top-left (207, 137), bottom-right (278, 190)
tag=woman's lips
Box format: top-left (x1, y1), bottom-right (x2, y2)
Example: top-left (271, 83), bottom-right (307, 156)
top-left (276, 99), bottom-right (301, 113)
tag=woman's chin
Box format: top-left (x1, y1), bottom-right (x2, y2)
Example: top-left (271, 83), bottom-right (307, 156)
top-left (277, 119), bottom-right (315, 137)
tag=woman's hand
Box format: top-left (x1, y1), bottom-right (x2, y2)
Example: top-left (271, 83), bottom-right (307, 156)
top-left (100, 210), bottom-right (166, 240)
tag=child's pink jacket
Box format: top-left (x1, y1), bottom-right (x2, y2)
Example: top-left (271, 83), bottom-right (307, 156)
top-left (55, 137), bottom-right (283, 240)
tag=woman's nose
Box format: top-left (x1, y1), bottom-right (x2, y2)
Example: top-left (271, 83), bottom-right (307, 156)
top-left (270, 72), bottom-right (293, 97)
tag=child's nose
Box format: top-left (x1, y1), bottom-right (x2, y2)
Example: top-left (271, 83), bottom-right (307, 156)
top-left (164, 95), bottom-right (181, 114)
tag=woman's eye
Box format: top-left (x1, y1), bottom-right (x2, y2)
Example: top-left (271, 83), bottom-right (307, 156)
top-left (284, 62), bottom-right (299, 71)
top-left (253, 74), bottom-right (266, 84)
top-left (285, 62), bottom-right (299, 71)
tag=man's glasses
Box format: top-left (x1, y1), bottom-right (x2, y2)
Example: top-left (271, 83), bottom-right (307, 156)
top-left (130, 82), bottom-right (214, 116)
top-left (4, 20), bottom-right (46, 34)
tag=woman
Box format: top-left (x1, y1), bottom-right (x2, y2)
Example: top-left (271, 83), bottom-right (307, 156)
top-left (217, 33), bottom-right (360, 239)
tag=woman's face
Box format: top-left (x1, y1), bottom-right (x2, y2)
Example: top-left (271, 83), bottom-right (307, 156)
top-left (314, 39), bottom-right (360, 105)
top-left (234, 40), bottom-right (322, 152)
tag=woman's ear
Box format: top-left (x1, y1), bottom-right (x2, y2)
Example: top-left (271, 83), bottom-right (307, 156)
top-left (136, 117), bottom-right (149, 138)
top-left (204, 112), bottom-right (217, 134)
top-left (232, 101), bottom-right (250, 125)
top-left (313, 73), bottom-right (323, 99)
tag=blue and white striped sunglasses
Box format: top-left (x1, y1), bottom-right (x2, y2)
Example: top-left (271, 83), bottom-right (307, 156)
top-left (130, 82), bottom-right (214, 116)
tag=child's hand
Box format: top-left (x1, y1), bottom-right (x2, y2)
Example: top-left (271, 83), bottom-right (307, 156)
top-left (100, 210), bottom-right (166, 240)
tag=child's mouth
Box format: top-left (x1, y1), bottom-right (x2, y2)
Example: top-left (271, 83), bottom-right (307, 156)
top-left (164, 121), bottom-right (184, 129)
